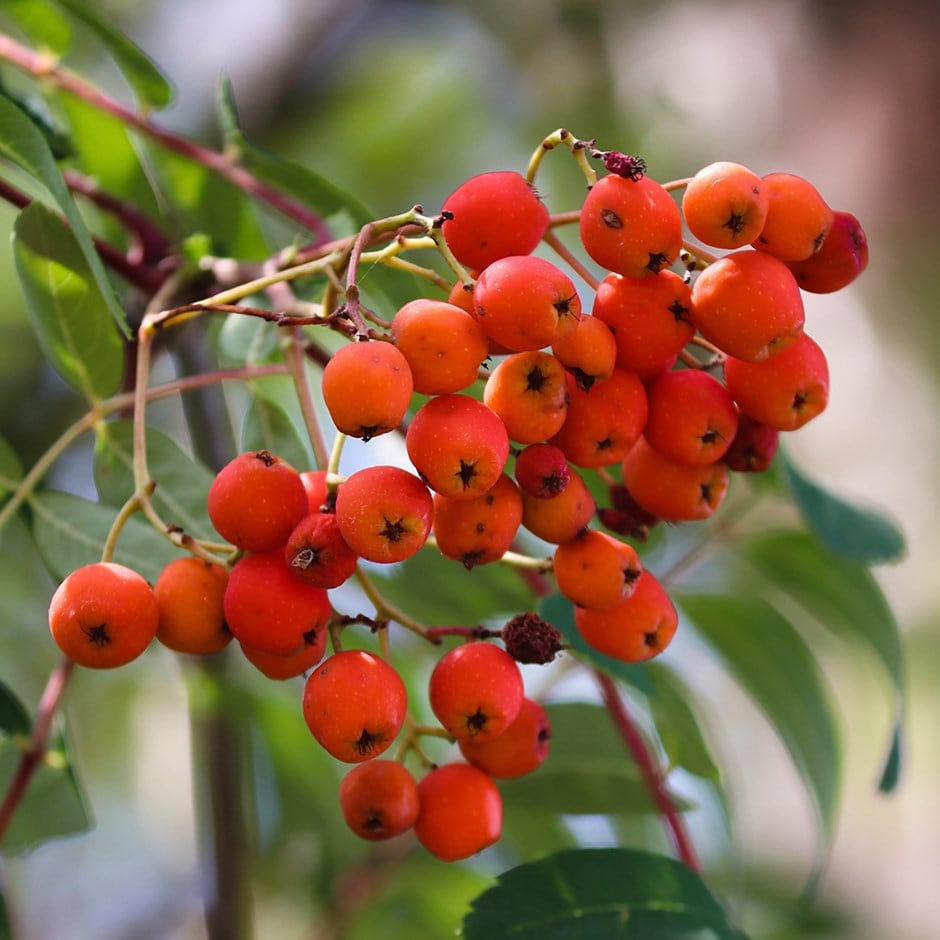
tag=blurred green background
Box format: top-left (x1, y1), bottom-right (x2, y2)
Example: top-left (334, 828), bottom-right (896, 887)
top-left (0, 1), bottom-right (938, 938)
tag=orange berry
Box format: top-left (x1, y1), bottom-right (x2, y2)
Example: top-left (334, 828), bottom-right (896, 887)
top-left (548, 368), bottom-right (648, 468)
top-left (643, 368), bottom-right (739, 466)
top-left (550, 313), bottom-right (617, 390)
top-left (405, 394), bottom-right (510, 500)
top-left (752, 172), bottom-right (834, 262)
top-left (390, 298), bottom-right (488, 394)
top-left (574, 568), bottom-right (678, 663)
top-left (428, 641), bottom-right (524, 743)
top-left (579, 173), bottom-right (683, 278)
top-left (48, 562), bottom-right (159, 669)
top-left (691, 250), bottom-right (805, 361)
top-left (414, 763), bottom-right (503, 861)
top-left (302, 650), bottom-right (408, 762)
top-left (207, 450), bottom-right (308, 553)
top-left (459, 697), bottom-right (551, 779)
top-left (591, 271), bottom-right (695, 380)
top-left (472, 255), bottom-right (581, 352)
top-left (321, 340), bottom-right (413, 440)
top-left (723, 332), bottom-right (830, 431)
top-left (621, 436), bottom-right (729, 523)
top-left (681, 161), bottom-right (769, 249)
top-left (338, 759), bottom-right (420, 841)
top-left (553, 529), bottom-right (642, 610)
top-left (483, 350), bottom-right (568, 444)
top-left (520, 466), bottom-right (595, 544)
top-left (432, 473), bottom-right (523, 569)
top-left (334, 465), bottom-right (433, 563)
top-left (154, 556), bottom-right (231, 655)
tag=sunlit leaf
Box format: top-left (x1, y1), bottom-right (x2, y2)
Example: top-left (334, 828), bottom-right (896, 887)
top-left (29, 489), bottom-right (179, 583)
top-left (461, 847), bottom-right (749, 939)
top-left (0, 94), bottom-right (127, 334)
top-left (93, 421), bottom-right (216, 542)
top-left (538, 592), bottom-right (652, 695)
top-left (50, 0), bottom-right (173, 109)
top-left (781, 451), bottom-right (905, 564)
top-left (0, 0), bottom-right (72, 52)
top-left (12, 202), bottom-right (124, 400)
top-left (735, 528), bottom-right (905, 791)
top-left (676, 592), bottom-right (841, 879)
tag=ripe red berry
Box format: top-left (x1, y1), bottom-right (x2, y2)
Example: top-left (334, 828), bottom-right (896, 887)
top-left (414, 763), bottom-right (503, 861)
top-left (302, 650), bottom-right (408, 763)
top-left (338, 759), bottom-right (420, 841)
top-left (459, 697), bottom-right (551, 779)
top-left (441, 170), bottom-right (550, 271)
top-left (579, 173), bottom-right (683, 278)
top-left (48, 562), bottom-right (159, 669)
top-left (207, 450), bottom-right (308, 553)
top-left (428, 642), bottom-right (524, 743)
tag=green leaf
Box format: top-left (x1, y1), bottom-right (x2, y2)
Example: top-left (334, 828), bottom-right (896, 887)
top-left (0, 725), bottom-right (92, 853)
top-left (0, 433), bottom-right (24, 502)
top-left (12, 201), bottom-right (125, 400)
top-left (676, 592), bottom-right (841, 879)
top-left (29, 489), bottom-right (179, 583)
top-left (461, 847), bottom-right (749, 939)
top-left (647, 665), bottom-right (721, 782)
top-left (781, 451), bottom-right (905, 564)
top-left (0, 84), bottom-right (73, 158)
top-left (538, 592), bottom-right (652, 696)
top-left (241, 385), bottom-right (313, 472)
top-left (374, 548), bottom-right (533, 626)
top-left (93, 421), bottom-right (217, 542)
top-left (0, 681), bottom-right (30, 737)
top-left (0, 93), bottom-right (128, 334)
top-left (735, 528), bottom-right (905, 791)
top-left (218, 75), bottom-right (371, 230)
top-left (0, 0), bottom-right (73, 52)
top-left (500, 702), bottom-right (690, 816)
top-left (50, 0), bottom-right (173, 109)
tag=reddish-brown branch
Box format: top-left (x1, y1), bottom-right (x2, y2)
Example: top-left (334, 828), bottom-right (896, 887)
top-left (0, 33), bottom-right (329, 241)
top-left (0, 175), bottom-right (167, 294)
top-left (0, 656), bottom-right (76, 842)
top-left (594, 669), bottom-right (701, 872)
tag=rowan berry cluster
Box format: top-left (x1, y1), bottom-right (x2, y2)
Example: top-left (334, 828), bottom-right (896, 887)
top-left (46, 133), bottom-right (867, 862)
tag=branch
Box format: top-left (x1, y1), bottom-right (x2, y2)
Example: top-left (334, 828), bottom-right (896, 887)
top-left (594, 669), bottom-right (701, 872)
top-left (0, 33), bottom-right (329, 241)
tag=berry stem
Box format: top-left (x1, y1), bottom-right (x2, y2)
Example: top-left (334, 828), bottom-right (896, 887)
top-left (594, 669), bottom-right (701, 872)
top-left (542, 229), bottom-right (601, 291)
top-left (526, 128), bottom-right (598, 187)
top-left (0, 656), bottom-right (75, 843)
top-left (353, 568), bottom-right (431, 640)
top-left (284, 327), bottom-right (330, 470)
